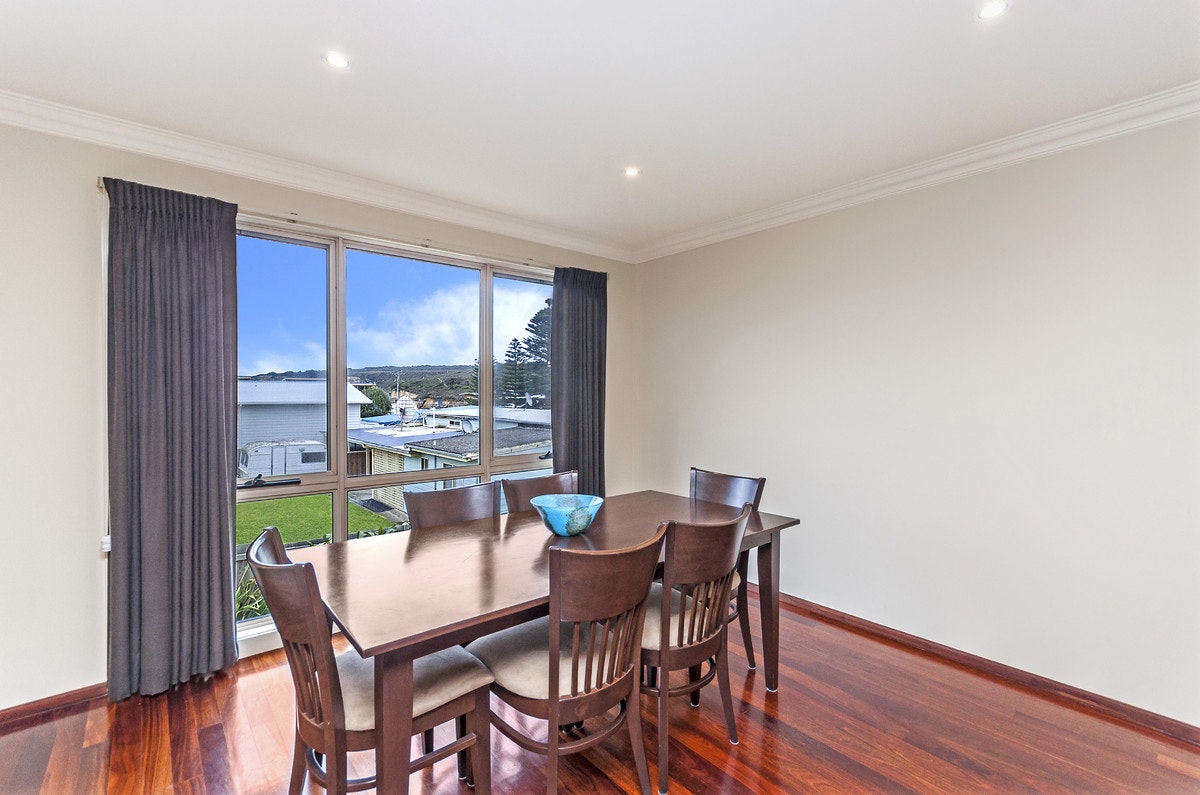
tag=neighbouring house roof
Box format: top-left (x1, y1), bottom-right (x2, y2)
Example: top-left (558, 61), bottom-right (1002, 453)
top-left (424, 405), bottom-right (552, 426)
top-left (346, 426), bottom-right (464, 452)
top-left (238, 380), bottom-right (372, 405)
top-left (407, 427), bottom-right (552, 459)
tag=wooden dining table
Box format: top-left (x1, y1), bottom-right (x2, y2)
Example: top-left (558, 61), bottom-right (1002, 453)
top-left (289, 488), bottom-right (800, 794)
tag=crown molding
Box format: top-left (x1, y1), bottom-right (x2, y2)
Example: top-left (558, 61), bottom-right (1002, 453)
top-left (630, 80), bottom-right (1200, 263)
top-left (0, 90), bottom-right (631, 263)
top-left (2, 82), bottom-right (1197, 266)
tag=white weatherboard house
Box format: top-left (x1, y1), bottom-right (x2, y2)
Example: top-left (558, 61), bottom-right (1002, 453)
top-left (237, 380), bottom-right (372, 477)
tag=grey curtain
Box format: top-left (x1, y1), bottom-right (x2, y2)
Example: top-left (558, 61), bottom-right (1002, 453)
top-left (550, 267), bottom-right (607, 496)
top-left (105, 178), bottom-right (239, 700)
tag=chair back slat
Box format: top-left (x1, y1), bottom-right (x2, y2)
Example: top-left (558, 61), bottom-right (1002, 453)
top-left (673, 574), bottom-right (735, 647)
top-left (405, 480), bottom-right (501, 530)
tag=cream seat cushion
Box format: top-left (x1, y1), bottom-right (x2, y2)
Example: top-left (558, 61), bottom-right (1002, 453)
top-left (641, 582), bottom-right (705, 651)
top-left (334, 645), bottom-right (494, 732)
top-left (467, 617), bottom-right (625, 700)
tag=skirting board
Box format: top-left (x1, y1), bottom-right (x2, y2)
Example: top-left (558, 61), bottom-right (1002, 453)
top-left (0, 682), bottom-right (107, 734)
top-left (771, 588), bottom-right (1200, 751)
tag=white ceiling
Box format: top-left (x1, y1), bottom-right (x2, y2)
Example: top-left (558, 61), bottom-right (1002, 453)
top-left (1, 1), bottom-right (1197, 262)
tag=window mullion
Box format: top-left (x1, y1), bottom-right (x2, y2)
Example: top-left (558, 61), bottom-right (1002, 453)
top-left (329, 237), bottom-right (349, 542)
top-left (479, 267), bottom-right (495, 476)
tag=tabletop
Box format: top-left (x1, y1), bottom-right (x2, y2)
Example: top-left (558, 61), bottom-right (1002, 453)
top-left (289, 489), bottom-right (799, 660)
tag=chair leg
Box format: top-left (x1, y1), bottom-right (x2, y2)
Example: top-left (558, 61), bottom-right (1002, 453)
top-left (657, 665), bottom-right (670, 795)
top-left (325, 736), bottom-right (349, 795)
top-left (736, 552), bottom-right (756, 669)
top-left (688, 665), bottom-right (702, 707)
top-left (546, 713), bottom-right (560, 795)
top-left (624, 696), bottom-right (652, 795)
top-left (468, 688), bottom-right (492, 793)
top-left (288, 733), bottom-right (307, 795)
top-left (715, 641), bottom-right (739, 745)
top-left (456, 715), bottom-right (469, 781)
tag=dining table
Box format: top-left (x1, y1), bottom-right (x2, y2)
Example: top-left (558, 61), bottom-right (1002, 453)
top-left (288, 488), bottom-right (801, 794)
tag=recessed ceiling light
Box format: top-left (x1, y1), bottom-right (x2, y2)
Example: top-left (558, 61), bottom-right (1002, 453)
top-left (977, 1), bottom-right (1009, 20)
top-left (624, 167), bottom-right (641, 177)
top-left (324, 51), bottom-right (350, 70)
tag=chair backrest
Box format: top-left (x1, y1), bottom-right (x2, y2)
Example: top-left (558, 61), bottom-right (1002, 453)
top-left (547, 526), bottom-right (667, 713)
top-left (659, 505), bottom-right (752, 651)
top-left (405, 480), bottom-right (501, 530)
top-left (501, 470), bottom-right (579, 514)
top-left (247, 527), bottom-right (348, 734)
top-left (689, 467), bottom-right (765, 511)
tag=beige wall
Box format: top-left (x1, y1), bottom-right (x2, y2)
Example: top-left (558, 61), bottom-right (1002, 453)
top-left (632, 117), bottom-right (1200, 726)
top-left (0, 122), bottom-right (634, 710)
top-left (4, 112), bottom-right (1197, 729)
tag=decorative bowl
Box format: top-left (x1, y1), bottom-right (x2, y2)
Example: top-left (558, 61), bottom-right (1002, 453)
top-left (529, 494), bottom-right (604, 537)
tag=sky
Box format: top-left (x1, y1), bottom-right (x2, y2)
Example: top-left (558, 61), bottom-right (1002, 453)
top-left (236, 234), bottom-right (551, 376)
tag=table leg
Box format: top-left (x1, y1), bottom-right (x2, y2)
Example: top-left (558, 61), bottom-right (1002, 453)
top-left (376, 652), bottom-right (414, 794)
top-left (757, 532), bottom-right (781, 691)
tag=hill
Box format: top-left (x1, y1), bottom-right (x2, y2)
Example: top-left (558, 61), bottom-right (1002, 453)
top-left (243, 364), bottom-right (478, 405)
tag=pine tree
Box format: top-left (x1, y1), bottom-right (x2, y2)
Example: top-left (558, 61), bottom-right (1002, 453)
top-left (522, 298), bottom-right (551, 406)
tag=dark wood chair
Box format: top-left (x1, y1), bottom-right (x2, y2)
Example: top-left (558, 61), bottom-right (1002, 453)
top-left (402, 480), bottom-right (503, 761)
top-left (405, 480), bottom-right (502, 530)
top-left (640, 505), bottom-right (751, 795)
top-left (247, 527), bottom-right (494, 794)
top-left (501, 469), bottom-right (579, 514)
top-left (466, 526), bottom-right (668, 795)
top-left (690, 467), bottom-right (766, 671)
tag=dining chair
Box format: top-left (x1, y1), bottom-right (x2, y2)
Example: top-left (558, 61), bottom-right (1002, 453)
top-left (640, 505), bottom-right (751, 795)
top-left (404, 479), bottom-right (503, 759)
top-left (689, 467), bottom-right (766, 671)
top-left (405, 480), bottom-right (502, 530)
top-left (247, 527), bottom-right (495, 794)
top-left (465, 526), bottom-right (668, 795)
top-left (501, 469), bottom-right (579, 514)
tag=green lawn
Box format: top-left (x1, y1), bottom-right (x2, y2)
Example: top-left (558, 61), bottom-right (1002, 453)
top-left (235, 494), bottom-right (398, 546)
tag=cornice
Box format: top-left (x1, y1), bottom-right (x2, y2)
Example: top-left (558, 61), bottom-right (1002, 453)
top-left (0, 90), bottom-right (629, 263)
top-left (630, 80), bottom-right (1200, 263)
top-left (2, 81), bottom-right (1197, 265)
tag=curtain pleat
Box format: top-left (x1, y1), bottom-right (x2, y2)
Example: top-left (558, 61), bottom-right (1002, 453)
top-left (550, 267), bottom-right (607, 496)
top-left (105, 178), bottom-right (238, 700)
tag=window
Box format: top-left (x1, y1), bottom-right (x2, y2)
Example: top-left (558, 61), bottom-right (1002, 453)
top-left (235, 234), bottom-right (331, 480)
top-left (492, 274), bottom-right (553, 460)
top-left (233, 493), bottom-right (333, 620)
top-left (234, 221), bottom-right (554, 618)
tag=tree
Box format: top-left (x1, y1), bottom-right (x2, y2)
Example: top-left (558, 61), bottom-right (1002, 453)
top-left (499, 338), bottom-right (529, 403)
top-left (360, 385), bottom-right (391, 418)
top-left (522, 298), bottom-right (552, 406)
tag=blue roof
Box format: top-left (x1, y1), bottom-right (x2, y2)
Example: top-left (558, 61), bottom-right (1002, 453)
top-left (362, 414), bottom-right (403, 425)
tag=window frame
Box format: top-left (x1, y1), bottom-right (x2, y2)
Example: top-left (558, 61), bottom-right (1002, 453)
top-left (234, 216), bottom-right (554, 543)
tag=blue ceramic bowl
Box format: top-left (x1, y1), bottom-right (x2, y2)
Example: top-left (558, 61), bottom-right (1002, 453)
top-left (529, 494), bottom-right (604, 537)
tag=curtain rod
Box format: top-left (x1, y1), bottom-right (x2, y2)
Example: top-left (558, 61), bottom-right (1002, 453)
top-left (94, 178), bottom-right (559, 274)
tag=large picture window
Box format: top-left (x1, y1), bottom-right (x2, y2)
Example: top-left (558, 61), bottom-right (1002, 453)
top-left (234, 223), bottom-right (553, 620)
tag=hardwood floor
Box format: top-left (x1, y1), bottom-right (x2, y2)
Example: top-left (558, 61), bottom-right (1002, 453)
top-left (2, 596), bottom-right (1197, 793)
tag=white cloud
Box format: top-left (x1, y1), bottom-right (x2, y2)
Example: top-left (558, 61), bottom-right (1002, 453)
top-left (348, 282), bottom-right (482, 366)
top-left (240, 280), bottom-right (553, 373)
top-left (492, 282), bottom-right (552, 361)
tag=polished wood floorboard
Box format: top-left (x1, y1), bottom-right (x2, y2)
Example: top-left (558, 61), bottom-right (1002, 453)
top-left (2, 597), bottom-right (1198, 793)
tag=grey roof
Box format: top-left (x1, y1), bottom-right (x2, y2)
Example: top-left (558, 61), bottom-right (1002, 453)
top-left (346, 427), bottom-right (463, 451)
top-left (407, 427), bottom-right (551, 458)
